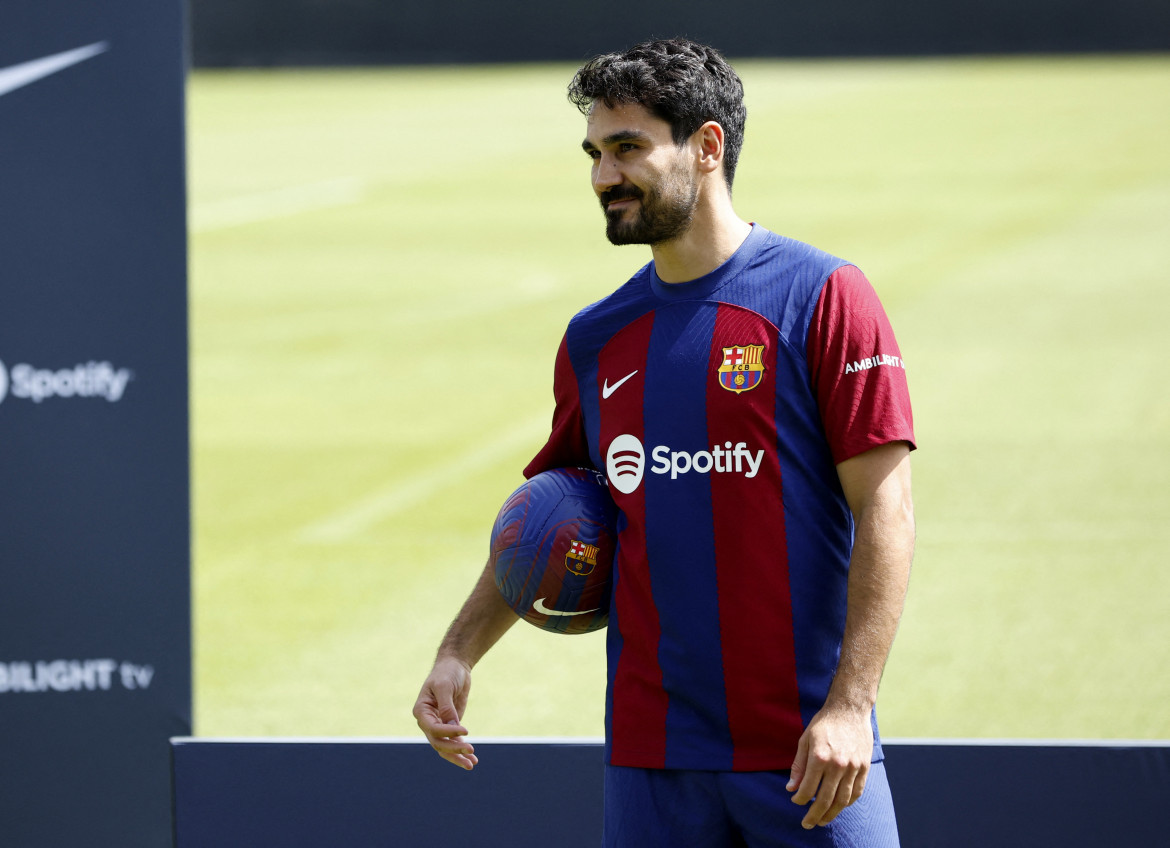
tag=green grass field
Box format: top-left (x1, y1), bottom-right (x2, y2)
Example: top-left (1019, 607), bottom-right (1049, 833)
top-left (188, 55), bottom-right (1170, 741)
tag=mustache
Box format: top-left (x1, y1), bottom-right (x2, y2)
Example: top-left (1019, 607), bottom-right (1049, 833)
top-left (600, 184), bottom-right (644, 208)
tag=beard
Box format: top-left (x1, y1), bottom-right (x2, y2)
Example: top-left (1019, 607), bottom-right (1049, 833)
top-left (600, 164), bottom-right (699, 246)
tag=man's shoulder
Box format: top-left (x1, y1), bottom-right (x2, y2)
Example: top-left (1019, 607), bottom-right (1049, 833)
top-left (704, 227), bottom-right (854, 344)
top-left (568, 262), bottom-right (654, 331)
top-left (749, 227), bottom-right (851, 279)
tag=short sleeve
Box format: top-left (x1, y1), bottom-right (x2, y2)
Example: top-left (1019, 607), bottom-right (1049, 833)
top-left (523, 333), bottom-right (592, 478)
top-left (806, 265), bottom-right (916, 464)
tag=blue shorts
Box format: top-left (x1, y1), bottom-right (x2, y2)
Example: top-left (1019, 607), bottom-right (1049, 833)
top-left (602, 762), bottom-right (900, 848)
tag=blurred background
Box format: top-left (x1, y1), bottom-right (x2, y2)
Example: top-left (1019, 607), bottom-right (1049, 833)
top-left (189, 0), bottom-right (1169, 66)
top-left (3, 2), bottom-right (1166, 844)
top-left (184, 0), bottom-right (1170, 744)
top-left (4, 4), bottom-right (1165, 842)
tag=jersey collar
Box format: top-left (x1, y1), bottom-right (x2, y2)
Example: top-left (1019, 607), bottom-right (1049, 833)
top-left (649, 223), bottom-right (769, 301)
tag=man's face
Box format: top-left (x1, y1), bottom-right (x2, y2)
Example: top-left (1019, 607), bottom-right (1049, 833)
top-left (582, 102), bottom-right (699, 246)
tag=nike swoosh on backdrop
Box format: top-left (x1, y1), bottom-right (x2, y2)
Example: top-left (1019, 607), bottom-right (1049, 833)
top-left (0, 42), bottom-right (109, 99)
top-left (602, 370), bottom-right (638, 399)
top-left (533, 598), bottom-right (599, 617)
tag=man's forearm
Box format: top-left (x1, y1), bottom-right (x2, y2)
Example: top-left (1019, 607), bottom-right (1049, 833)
top-left (436, 560), bottom-right (519, 668)
top-left (827, 442), bottom-right (915, 715)
top-left (826, 481), bottom-right (915, 715)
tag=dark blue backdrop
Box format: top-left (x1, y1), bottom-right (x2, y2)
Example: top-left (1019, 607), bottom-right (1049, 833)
top-left (0, 2), bottom-right (189, 846)
top-left (190, 0), bottom-right (1170, 67)
top-left (171, 739), bottom-right (1170, 847)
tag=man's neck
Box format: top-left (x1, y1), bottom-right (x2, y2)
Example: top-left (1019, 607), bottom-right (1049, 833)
top-left (650, 200), bottom-right (753, 284)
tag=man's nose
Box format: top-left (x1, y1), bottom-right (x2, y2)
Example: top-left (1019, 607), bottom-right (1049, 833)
top-left (592, 154), bottom-right (622, 193)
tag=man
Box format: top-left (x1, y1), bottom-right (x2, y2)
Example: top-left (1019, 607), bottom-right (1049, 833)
top-left (414, 38), bottom-right (915, 847)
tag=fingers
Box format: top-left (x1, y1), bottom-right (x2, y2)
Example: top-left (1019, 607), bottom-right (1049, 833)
top-left (415, 706), bottom-right (478, 770)
top-left (413, 700), bottom-right (467, 741)
top-left (799, 765), bottom-right (858, 829)
top-left (427, 726), bottom-right (479, 770)
top-left (413, 663), bottom-right (479, 770)
top-left (786, 732), bottom-right (808, 795)
top-left (788, 757), bottom-right (820, 807)
top-left (790, 757), bottom-right (870, 829)
top-left (413, 694), bottom-right (476, 766)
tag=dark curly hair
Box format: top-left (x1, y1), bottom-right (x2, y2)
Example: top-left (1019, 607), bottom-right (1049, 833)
top-left (567, 38), bottom-right (747, 190)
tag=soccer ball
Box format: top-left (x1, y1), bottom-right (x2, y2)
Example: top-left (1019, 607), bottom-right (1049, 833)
top-left (490, 467), bottom-right (618, 634)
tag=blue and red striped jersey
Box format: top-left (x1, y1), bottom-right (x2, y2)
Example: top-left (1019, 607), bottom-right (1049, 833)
top-left (525, 224), bottom-right (915, 771)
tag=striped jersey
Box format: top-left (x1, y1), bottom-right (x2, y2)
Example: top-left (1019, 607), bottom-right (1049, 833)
top-left (525, 224), bottom-right (915, 771)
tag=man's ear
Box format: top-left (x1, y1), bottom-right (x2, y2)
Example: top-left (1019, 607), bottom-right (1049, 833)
top-left (694, 121), bottom-right (725, 175)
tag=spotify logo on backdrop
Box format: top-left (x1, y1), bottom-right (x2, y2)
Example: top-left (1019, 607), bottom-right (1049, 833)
top-left (0, 358), bottom-right (132, 406)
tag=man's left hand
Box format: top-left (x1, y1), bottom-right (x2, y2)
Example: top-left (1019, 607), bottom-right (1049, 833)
top-left (786, 704), bottom-right (874, 829)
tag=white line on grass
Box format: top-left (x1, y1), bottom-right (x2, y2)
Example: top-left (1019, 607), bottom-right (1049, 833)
top-left (190, 177), bottom-right (367, 233)
top-left (297, 411), bottom-right (550, 544)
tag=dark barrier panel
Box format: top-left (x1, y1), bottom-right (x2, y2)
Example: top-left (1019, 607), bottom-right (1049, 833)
top-left (190, 0), bottom-right (1170, 67)
top-left (886, 740), bottom-right (1170, 847)
top-left (172, 738), bottom-right (1170, 847)
top-left (172, 739), bottom-right (607, 848)
top-left (0, 3), bottom-right (190, 847)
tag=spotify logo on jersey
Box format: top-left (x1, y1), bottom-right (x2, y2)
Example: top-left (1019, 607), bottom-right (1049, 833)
top-left (606, 433), bottom-right (768, 495)
top-left (606, 434), bottom-right (645, 494)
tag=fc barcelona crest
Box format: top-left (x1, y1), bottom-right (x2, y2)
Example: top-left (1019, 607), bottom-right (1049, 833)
top-left (717, 344), bottom-right (766, 394)
top-left (566, 539), bottom-right (600, 576)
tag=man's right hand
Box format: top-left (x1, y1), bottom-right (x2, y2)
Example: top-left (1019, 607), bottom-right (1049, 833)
top-left (412, 656), bottom-right (479, 770)
top-left (411, 560), bottom-right (520, 770)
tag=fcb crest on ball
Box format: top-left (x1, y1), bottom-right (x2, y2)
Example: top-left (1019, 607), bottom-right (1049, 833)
top-left (718, 344), bottom-right (766, 394)
top-left (566, 539), bottom-right (599, 576)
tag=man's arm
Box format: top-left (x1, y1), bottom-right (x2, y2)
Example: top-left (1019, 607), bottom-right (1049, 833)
top-left (412, 561), bottom-right (519, 770)
top-left (788, 441), bottom-right (915, 828)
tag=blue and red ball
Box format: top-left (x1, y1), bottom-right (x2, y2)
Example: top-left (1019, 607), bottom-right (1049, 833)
top-left (490, 467), bottom-right (618, 634)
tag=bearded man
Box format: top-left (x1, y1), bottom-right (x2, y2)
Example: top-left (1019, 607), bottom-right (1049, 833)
top-left (414, 38), bottom-right (917, 848)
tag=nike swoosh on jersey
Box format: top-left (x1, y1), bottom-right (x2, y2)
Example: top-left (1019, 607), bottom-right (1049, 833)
top-left (602, 370), bottom-right (638, 399)
top-left (0, 42), bottom-right (109, 99)
top-left (533, 597), bottom-right (599, 617)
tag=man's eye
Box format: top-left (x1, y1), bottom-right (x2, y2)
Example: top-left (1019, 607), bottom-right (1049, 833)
top-left (619, 143), bottom-right (638, 153)
top-left (587, 149), bottom-right (601, 160)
